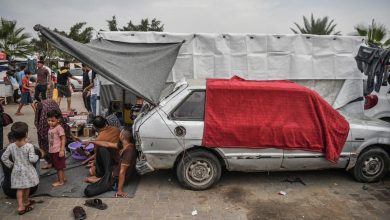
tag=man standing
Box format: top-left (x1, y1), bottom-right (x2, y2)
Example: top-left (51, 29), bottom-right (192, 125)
top-left (82, 64), bottom-right (92, 113)
top-left (57, 61), bottom-right (81, 111)
top-left (35, 60), bottom-right (51, 102)
top-left (84, 71), bottom-right (99, 116)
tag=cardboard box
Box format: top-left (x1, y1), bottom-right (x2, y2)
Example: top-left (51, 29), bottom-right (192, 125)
top-left (70, 127), bottom-right (78, 138)
top-left (83, 127), bottom-right (95, 137)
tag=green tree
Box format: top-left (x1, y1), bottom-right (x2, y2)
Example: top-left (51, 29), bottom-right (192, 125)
top-left (122, 18), bottom-right (164, 31)
top-left (291, 14), bottom-right (341, 35)
top-left (0, 17), bottom-right (32, 59)
top-left (107, 16), bottom-right (119, 31)
top-left (34, 22), bottom-right (94, 62)
top-left (105, 16), bottom-right (164, 32)
top-left (66, 22), bottom-right (94, 43)
top-left (31, 35), bottom-right (62, 64)
top-left (354, 19), bottom-right (390, 49)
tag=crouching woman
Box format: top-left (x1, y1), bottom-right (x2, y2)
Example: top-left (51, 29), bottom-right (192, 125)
top-left (83, 127), bottom-right (136, 197)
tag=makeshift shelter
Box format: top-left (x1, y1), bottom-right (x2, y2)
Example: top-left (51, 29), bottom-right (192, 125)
top-left (34, 25), bottom-right (183, 107)
top-left (34, 25), bottom-right (366, 116)
top-left (99, 32), bottom-right (365, 112)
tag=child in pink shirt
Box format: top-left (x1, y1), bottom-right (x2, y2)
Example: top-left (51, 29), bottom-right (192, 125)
top-left (47, 110), bottom-right (66, 187)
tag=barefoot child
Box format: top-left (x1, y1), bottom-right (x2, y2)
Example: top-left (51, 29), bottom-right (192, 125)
top-left (15, 70), bottom-right (35, 115)
top-left (47, 109), bottom-right (66, 187)
top-left (1, 122), bottom-right (39, 215)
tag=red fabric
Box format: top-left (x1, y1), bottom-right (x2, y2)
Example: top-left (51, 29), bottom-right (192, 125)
top-left (202, 76), bottom-right (350, 163)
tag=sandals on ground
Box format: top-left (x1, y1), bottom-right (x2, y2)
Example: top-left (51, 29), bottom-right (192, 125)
top-left (73, 206), bottom-right (87, 220)
top-left (84, 198), bottom-right (107, 210)
top-left (18, 206), bottom-right (33, 215)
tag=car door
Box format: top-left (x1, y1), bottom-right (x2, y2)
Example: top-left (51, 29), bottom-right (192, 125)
top-left (169, 90), bottom-right (283, 172)
top-left (281, 136), bottom-right (352, 170)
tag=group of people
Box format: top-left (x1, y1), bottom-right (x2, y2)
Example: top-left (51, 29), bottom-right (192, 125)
top-left (4, 58), bottom-right (82, 115)
top-left (0, 61), bottom-right (137, 215)
top-left (1, 107), bottom-right (136, 215)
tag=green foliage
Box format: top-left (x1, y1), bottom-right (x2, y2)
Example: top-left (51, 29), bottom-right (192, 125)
top-left (0, 17), bottom-right (33, 59)
top-left (354, 19), bottom-right (389, 49)
top-left (34, 22), bottom-right (94, 61)
top-left (291, 14), bottom-right (340, 35)
top-left (107, 16), bottom-right (119, 31)
top-left (105, 16), bottom-right (164, 32)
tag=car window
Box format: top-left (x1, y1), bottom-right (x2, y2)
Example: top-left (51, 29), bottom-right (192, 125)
top-left (171, 91), bottom-right (205, 120)
top-left (69, 68), bottom-right (83, 76)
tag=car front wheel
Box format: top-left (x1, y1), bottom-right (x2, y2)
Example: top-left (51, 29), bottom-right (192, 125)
top-left (176, 149), bottom-right (221, 190)
top-left (353, 148), bottom-right (389, 182)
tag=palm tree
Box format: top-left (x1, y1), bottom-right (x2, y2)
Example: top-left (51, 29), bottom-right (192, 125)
top-left (291, 14), bottom-right (341, 35)
top-left (354, 19), bottom-right (390, 48)
top-left (0, 18), bottom-right (32, 59)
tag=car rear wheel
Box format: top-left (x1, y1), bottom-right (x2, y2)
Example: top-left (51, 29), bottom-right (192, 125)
top-left (353, 148), bottom-right (389, 182)
top-left (176, 149), bottom-right (221, 190)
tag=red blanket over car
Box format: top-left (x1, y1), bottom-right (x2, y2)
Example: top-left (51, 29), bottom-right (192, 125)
top-left (202, 76), bottom-right (350, 163)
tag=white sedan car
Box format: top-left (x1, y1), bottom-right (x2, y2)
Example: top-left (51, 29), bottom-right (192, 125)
top-left (69, 68), bottom-right (83, 91)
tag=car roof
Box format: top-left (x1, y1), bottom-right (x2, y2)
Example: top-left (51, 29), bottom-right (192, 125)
top-left (186, 79), bottom-right (206, 89)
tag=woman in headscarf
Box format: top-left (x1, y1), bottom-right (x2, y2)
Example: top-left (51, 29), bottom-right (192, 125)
top-left (34, 99), bottom-right (77, 168)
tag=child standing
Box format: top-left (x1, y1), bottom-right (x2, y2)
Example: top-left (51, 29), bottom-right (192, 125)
top-left (15, 70), bottom-right (35, 116)
top-left (1, 122), bottom-right (39, 215)
top-left (47, 109), bottom-right (66, 186)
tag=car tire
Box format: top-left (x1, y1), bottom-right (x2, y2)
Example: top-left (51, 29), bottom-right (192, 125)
top-left (176, 149), bottom-right (221, 190)
top-left (353, 148), bottom-right (389, 183)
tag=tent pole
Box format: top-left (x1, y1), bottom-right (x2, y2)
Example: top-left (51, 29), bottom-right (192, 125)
top-left (96, 77), bottom-right (101, 116)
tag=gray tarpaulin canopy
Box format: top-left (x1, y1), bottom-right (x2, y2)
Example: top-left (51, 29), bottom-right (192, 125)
top-left (33, 24), bottom-right (182, 105)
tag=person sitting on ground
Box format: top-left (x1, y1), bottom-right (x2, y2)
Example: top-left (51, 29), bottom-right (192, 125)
top-left (84, 127), bottom-right (136, 197)
top-left (105, 101), bottom-right (122, 128)
top-left (47, 110), bottom-right (66, 187)
top-left (84, 116), bottom-right (120, 184)
top-left (15, 70), bottom-right (35, 115)
top-left (1, 122), bottom-right (40, 215)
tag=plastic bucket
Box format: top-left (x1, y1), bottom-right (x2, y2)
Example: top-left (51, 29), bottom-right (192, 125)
top-left (68, 141), bottom-right (94, 160)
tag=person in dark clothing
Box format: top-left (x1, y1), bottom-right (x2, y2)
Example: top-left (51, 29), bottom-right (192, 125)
top-left (56, 61), bottom-right (81, 111)
top-left (82, 116), bottom-right (120, 197)
top-left (82, 64), bottom-right (92, 113)
top-left (86, 127), bottom-right (136, 197)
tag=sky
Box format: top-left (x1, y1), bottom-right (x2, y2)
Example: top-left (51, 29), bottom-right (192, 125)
top-left (1, 0), bottom-right (390, 38)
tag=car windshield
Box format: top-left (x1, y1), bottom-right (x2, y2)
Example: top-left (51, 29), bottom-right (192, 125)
top-left (69, 68), bottom-right (83, 76)
top-left (159, 82), bottom-right (186, 102)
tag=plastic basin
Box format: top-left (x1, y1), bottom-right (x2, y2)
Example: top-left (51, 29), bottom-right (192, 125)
top-left (68, 141), bottom-right (94, 160)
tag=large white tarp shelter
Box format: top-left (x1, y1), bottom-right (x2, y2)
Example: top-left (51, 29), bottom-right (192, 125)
top-left (99, 32), bottom-right (365, 110)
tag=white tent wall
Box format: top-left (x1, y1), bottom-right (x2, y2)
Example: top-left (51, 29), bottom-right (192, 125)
top-left (98, 32), bottom-right (365, 112)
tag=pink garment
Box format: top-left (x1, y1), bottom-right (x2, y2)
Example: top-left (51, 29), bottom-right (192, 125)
top-left (48, 124), bottom-right (65, 153)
